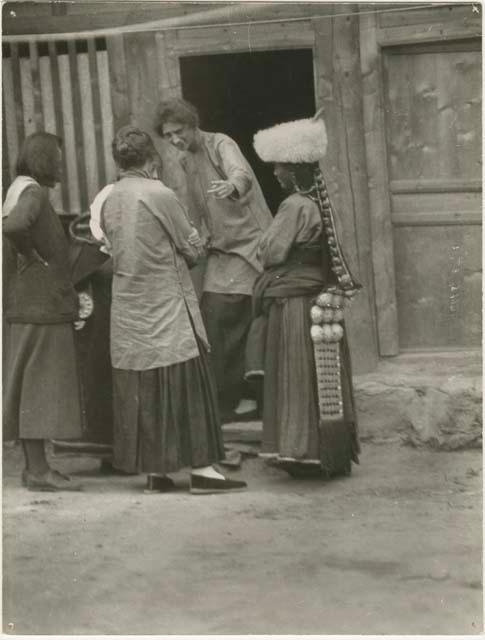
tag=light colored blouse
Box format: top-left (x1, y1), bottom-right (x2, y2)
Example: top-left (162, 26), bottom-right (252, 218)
top-left (180, 131), bottom-right (273, 295)
top-left (100, 170), bottom-right (208, 371)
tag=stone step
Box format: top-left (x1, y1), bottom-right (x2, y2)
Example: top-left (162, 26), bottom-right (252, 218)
top-left (354, 352), bottom-right (482, 450)
top-left (223, 352), bottom-right (482, 451)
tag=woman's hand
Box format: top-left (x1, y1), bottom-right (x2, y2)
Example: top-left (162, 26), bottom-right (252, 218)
top-left (207, 180), bottom-right (236, 199)
top-left (188, 228), bottom-right (204, 249)
top-left (99, 241), bottom-right (112, 256)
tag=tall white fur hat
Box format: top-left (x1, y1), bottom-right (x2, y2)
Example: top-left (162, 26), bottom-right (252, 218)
top-left (253, 108), bottom-right (327, 164)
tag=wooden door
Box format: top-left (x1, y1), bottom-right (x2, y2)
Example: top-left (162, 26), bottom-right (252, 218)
top-left (382, 40), bottom-right (482, 350)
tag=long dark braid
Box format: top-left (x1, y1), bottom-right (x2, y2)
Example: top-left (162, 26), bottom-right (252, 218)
top-left (292, 163), bottom-right (361, 295)
top-left (312, 166), bottom-right (361, 295)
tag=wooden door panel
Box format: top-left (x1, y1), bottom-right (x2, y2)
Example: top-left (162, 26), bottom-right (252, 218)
top-left (385, 49), bottom-right (481, 182)
top-left (383, 41), bottom-right (481, 350)
top-left (394, 225), bottom-right (481, 349)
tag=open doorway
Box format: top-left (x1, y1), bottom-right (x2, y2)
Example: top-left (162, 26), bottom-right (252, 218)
top-left (179, 49), bottom-right (315, 213)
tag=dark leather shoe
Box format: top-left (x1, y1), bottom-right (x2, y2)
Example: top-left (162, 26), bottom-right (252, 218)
top-left (190, 474), bottom-right (247, 494)
top-left (143, 474), bottom-right (176, 494)
top-left (23, 469), bottom-right (83, 492)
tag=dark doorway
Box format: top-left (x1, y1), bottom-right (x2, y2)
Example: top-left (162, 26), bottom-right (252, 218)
top-left (180, 49), bottom-right (315, 213)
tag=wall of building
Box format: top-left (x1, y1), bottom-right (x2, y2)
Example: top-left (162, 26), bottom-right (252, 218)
top-left (2, 2), bottom-right (481, 372)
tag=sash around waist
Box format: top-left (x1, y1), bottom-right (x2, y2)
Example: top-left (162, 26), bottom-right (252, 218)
top-left (252, 248), bottom-right (325, 316)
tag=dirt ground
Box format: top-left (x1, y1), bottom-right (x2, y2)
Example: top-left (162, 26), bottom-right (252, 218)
top-left (2, 441), bottom-right (483, 635)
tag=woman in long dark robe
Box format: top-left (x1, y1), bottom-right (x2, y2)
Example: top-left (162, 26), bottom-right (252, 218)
top-left (246, 113), bottom-right (360, 478)
top-left (3, 132), bottom-right (83, 491)
top-left (97, 126), bottom-right (246, 494)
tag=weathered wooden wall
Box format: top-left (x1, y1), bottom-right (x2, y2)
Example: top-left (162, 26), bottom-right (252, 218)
top-left (2, 39), bottom-right (116, 211)
top-left (2, 2), bottom-right (481, 371)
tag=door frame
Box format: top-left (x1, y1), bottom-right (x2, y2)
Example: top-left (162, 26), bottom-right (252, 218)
top-left (158, 15), bottom-right (382, 373)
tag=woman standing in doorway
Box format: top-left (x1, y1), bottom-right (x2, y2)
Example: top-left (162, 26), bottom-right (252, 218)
top-left (96, 125), bottom-right (246, 494)
top-left (246, 113), bottom-right (360, 478)
top-left (3, 132), bottom-right (83, 491)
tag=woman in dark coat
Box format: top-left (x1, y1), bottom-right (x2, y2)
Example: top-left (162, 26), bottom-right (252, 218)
top-left (246, 112), bottom-right (361, 478)
top-left (3, 132), bottom-right (83, 491)
top-left (94, 126), bottom-right (246, 494)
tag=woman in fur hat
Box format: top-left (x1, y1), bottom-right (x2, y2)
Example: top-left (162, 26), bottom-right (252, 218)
top-left (246, 112), bottom-right (360, 478)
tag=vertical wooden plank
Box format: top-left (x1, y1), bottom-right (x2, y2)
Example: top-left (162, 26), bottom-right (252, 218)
top-left (153, 32), bottom-right (186, 199)
top-left (68, 40), bottom-right (89, 211)
top-left (28, 41), bottom-right (43, 131)
top-left (312, 15), bottom-right (344, 226)
top-left (48, 41), bottom-right (70, 212)
top-left (58, 51), bottom-right (81, 214)
top-left (39, 57), bottom-right (55, 132)
top-left (382, 53), bottom-right (411, 180)
top-left (155, 32), bottom-right (182, 100)
top-left (360, 11), bottom-right (399, 355)
top-left (155, 33), bottom-right (173, 99)
top-left (314, 10), bottom-right (379, 373)
top-left (97, 49), bottom-right (116, 183)
top-left (39, 55), bottom-right (63, 213)
top-left (19, 56), bottom-right (36, 136)
top-left (330, 17), bottom-right (361, 273)
top-left (164, 32), bottom-right (182, 98)
top-left (333, 7), bottom-right (378, 371)
top-left (415, 53), bottom-right (444, 179)
top-left (106, 34), bottom-right (131, 134)
top-left (77, 50), bottom-right (100, 201)
top-left (2, 56), bottom-right (20, 180)
top-left (2, 95), bottom-right (11, 197)
top-left (124, 32), bottom-right (160, 132)
top-left (87, 39), bottom-right (107, 186)
top-left (446, 49), bottom-right (481, 178)
top-left (9, 43), bottom-right (25, 145)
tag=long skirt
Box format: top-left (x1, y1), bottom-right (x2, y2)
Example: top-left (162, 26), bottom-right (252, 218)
top-left (261, 296), bottom-right (359, 475)
top-left (200, 292), bottom-right (254, 413)
top-left (112, 338), bottom-right (225, 474)
top-left (74, 264), bottom-right (113, 445)
top-left (3, 322), bottom-right (83, 441)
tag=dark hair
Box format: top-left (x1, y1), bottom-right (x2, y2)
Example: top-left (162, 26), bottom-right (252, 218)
top-left (154, 98), bottom-right (199, 136)
top-left (112, 126), bottom-right (159, 170)
top-left (278, 162), bottom-right (318, 193)
top-left (291, 162), bottom-right (319, 191)
top-left (16, 132), bottom-right (62, 187)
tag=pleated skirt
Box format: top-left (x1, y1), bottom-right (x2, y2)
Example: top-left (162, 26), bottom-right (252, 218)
top-left (261, 296), bottom-right (359, 472)
top-left (112, 338), bottom-right (225, 474)
top-left (3, 322), bottom-right (83, 441)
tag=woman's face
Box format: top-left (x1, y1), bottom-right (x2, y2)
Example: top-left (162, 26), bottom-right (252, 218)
top-left (162, 120), bottom-right (197, 152)
top-left (273, 163), bottom-right (295, 192)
